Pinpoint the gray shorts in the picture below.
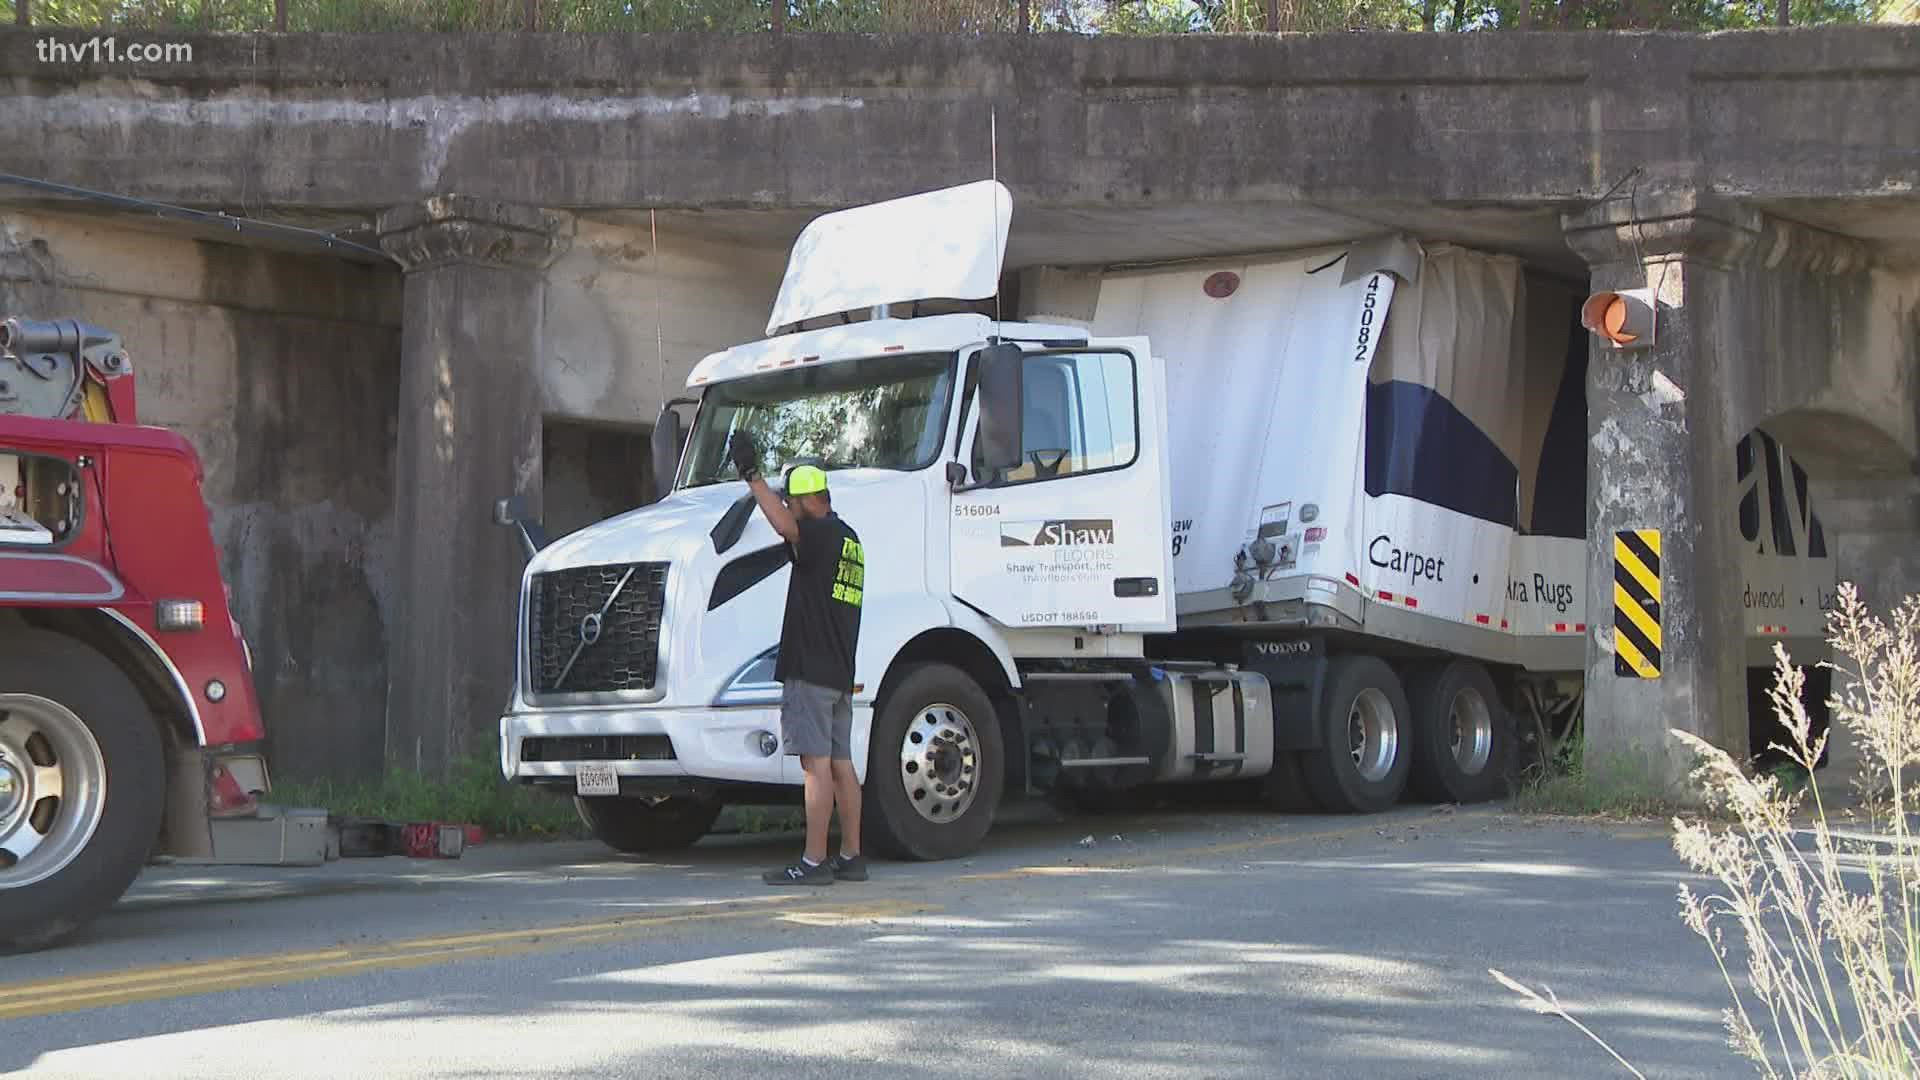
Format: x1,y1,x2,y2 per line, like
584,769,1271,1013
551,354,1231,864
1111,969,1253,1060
780,679,853,760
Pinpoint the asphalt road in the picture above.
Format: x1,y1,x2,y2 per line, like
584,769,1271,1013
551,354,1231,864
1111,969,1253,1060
1,802,1735,1079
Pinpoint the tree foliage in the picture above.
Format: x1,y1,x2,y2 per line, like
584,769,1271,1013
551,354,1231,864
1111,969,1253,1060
15,0,1906,30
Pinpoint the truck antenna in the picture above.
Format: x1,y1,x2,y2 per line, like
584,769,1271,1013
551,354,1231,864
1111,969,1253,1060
651,209,666,408
991,108,1002,337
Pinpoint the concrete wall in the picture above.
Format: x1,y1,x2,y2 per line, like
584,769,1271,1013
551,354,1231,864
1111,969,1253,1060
0,203,783,780
543,215,788,426
0,29,1913,236
1709,222,1920,473
1826,476,1920,611
541,420,651,539
0,209,402,782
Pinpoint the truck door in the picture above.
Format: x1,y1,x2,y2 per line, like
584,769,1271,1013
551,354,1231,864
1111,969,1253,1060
949,337,1176,633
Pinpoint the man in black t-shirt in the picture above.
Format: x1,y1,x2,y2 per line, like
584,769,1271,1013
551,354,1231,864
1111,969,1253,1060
729,434,867,887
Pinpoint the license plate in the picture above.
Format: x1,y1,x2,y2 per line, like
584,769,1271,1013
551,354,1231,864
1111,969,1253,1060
575,763,619,797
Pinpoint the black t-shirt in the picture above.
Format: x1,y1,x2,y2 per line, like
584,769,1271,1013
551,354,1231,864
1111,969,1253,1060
775,513,864,692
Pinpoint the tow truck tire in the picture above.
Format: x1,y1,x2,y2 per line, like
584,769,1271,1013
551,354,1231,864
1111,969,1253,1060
863,663,1005,862
574,795,723,854
1404,660,1513,804
0,631,165,955
1300,655,1412,814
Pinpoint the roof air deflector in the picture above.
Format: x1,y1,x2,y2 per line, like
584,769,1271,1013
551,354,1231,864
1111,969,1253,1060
765,181,1013,336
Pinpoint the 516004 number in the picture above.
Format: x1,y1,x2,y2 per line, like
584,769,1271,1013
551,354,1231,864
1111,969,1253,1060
954,504,1001,518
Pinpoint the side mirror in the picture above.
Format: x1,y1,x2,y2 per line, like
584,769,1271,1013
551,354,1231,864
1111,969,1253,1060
974,343,1025,475
493,494,549,561
650,401,692,500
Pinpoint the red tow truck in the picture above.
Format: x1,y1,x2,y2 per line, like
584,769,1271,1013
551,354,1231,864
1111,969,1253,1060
0,316,465,955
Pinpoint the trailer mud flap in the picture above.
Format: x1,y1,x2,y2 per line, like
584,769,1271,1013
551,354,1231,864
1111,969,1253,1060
1241,637,1327,752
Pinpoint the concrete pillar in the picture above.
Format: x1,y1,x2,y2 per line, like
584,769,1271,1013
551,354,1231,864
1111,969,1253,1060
1562,194,1755,786
376,196,573,778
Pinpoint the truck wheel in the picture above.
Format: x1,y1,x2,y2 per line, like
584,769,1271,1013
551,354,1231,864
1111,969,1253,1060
1404,660,1513,804
863,663,1005,861
1300,655,1412,814
575,795,722,853
0,631,164,954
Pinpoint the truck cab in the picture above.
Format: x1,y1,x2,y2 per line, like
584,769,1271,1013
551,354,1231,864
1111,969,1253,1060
501,182,1184,859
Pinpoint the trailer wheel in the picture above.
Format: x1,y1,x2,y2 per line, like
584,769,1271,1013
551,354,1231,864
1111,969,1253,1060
1404,660,1513,804
0,631,164,954
575,795,723,854
863,663,1005,861
1300,655,1412,814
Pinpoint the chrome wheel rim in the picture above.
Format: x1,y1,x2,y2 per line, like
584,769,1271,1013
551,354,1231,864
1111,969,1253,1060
0,694,108,890
1348,687,1399,784
1449,688,1494,776
899,703,979,824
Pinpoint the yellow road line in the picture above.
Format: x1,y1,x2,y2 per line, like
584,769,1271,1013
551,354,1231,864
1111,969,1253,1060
0,894,783,1004
2,812,1474,1019
0,897,929,1021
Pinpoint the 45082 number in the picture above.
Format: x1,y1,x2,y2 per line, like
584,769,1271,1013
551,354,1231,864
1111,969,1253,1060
1354,274,1381,363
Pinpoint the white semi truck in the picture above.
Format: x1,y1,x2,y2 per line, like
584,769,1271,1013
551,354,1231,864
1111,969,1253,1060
497,181,1836,861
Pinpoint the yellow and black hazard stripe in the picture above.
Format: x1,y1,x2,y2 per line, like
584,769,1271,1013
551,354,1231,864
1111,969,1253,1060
1613,529,1662,678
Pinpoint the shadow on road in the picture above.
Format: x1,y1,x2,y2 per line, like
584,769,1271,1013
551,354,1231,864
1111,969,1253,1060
1,810,1737,1079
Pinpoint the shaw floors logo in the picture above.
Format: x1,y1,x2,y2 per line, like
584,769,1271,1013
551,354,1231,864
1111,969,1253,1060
1000,519,1117,547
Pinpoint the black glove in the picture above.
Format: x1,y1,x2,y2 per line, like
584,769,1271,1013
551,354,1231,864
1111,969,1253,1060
727,430,761,479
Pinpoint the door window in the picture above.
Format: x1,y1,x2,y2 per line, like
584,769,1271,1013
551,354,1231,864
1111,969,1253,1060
973,351,1138,486
0,453,81,547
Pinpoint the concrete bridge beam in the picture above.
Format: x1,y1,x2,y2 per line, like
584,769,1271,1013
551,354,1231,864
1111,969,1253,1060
376,195,572,777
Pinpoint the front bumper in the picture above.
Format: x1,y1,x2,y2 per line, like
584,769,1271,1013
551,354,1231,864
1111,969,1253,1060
500,705,798,787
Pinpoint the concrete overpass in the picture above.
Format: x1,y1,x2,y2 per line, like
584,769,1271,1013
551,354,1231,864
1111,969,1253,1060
0,26,1915,783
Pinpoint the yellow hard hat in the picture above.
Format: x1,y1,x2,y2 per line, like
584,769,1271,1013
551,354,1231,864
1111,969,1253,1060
787,465,829,496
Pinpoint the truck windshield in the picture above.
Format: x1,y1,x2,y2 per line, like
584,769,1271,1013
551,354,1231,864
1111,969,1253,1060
679,351,956,489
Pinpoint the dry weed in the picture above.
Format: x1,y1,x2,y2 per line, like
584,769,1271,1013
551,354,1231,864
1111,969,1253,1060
1497,584,1920,1077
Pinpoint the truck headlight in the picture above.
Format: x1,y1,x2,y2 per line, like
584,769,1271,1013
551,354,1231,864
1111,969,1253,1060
714,647,781,706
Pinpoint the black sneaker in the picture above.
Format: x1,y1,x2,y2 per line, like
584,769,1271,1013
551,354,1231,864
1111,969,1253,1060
830,854,869,882
763,859,834,886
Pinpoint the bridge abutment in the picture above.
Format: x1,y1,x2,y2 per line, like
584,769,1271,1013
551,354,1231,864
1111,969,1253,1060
376,195,573,777
1565,196,1753,784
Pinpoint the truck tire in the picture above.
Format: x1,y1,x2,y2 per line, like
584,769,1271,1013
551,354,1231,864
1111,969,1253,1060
1404,660,1513,804
1299,655,1412,814
0,631,165,954
575,795,722,854
863,663,1005,861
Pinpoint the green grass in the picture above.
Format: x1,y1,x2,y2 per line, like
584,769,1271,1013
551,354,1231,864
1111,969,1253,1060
722,805,805,835
1509,749,1716,822
272,755,588,840
273,756,809,842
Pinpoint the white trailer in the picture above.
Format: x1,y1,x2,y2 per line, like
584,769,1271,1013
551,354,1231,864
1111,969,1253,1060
497,181,1837,860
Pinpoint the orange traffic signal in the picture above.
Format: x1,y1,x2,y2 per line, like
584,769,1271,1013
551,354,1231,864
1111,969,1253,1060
1581,289,1656,350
